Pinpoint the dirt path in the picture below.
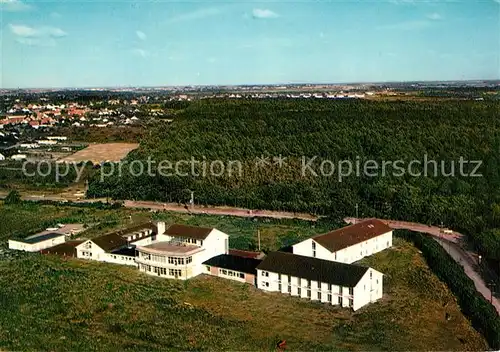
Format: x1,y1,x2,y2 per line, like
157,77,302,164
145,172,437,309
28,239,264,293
345,217,500,315
123,200,318,221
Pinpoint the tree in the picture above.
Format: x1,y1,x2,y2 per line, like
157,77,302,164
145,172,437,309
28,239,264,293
4,190,21,205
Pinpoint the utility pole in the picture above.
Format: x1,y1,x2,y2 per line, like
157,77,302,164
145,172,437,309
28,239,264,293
355,203,359,224
257,229,261,251
487,281,496,303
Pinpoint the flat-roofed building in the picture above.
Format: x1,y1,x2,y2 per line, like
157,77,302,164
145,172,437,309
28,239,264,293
136,224,229,280
8,233,66,252
203,254,262,285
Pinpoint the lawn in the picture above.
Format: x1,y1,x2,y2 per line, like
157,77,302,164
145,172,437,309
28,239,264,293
0,203,488,351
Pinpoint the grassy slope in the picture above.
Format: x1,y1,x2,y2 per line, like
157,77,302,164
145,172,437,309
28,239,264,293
0,204,488,351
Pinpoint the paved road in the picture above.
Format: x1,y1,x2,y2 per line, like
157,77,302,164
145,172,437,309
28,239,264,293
345,217,500,315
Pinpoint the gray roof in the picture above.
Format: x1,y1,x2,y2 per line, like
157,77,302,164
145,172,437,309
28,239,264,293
256,251,369,287
17,232,65,244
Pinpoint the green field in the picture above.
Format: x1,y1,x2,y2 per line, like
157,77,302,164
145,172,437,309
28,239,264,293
0,203,488,351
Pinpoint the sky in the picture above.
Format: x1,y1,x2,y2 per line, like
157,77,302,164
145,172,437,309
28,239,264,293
0,0,499,88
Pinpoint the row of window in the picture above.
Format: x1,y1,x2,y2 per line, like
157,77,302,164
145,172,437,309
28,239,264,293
219,269,245,279
139,253,193,265
271,283,354,306
276,274,354,294
81,251,92,257
110,255,134,261
140,264,183,277
179,238,203,246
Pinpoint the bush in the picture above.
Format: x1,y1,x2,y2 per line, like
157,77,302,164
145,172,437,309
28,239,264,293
396,230,500,349
4,190,21,205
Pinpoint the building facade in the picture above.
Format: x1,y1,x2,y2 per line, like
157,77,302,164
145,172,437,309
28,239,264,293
136,224,229,280
256,251,383,311
292,219,393,264
203,254,262,285
8,233,66,252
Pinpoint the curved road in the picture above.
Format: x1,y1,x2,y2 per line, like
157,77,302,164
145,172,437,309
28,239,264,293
345,217,500,315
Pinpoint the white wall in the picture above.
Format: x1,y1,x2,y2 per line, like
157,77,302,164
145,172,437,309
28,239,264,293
76,240,106,260
102,253,137,266
256,268,383,311
195,229,229,275
292,231,393,264
8,235,66,252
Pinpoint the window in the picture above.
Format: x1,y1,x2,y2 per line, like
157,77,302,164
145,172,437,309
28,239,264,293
186,256,192,264
307,280,311,288
312,241,316,257
288,285,291,293
206,266,210,272
307,290,311,298
287,275,291,283
239,273,244,279
278,283,282,291
278,273,281,281
298,288,301,295
339,296,343,305
334,252,337,260
370,271,372,279
317,281,321,289
200,240,203,246
262,271,269,277
169,269,182,277
262,282,269,287
317,292,322,300
327,294,332,302
328,283,332,292
348,299,353,307
349,287,353,295
364,285,366,291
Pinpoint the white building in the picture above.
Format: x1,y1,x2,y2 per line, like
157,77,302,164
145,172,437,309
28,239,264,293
74,222,161,266
8,233,66,252
75,232,137,266
135,224,229,280
256,251,383,311
0,153,5,161
36,140,58,145
47,136,68,141
292,219,393,264
10,154,27,161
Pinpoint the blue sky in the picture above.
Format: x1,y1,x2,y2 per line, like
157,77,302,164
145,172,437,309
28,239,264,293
1,0,499,88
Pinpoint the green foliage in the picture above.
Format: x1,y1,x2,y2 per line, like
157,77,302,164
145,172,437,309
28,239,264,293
4,190,21,204
397,230,500,349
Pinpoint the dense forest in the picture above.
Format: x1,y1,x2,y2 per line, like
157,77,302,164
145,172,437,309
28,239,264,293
87,99,500,266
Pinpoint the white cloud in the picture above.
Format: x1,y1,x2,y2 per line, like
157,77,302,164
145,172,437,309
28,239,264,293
426,13,442,20
0,0,32,12
9,24,38,37
9,24,67,38
167,8,221,23
9,24,67,46
252,9,279,19
132,49,149,58
136,30,147,41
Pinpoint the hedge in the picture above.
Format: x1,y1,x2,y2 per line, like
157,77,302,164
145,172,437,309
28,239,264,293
397,230,500,349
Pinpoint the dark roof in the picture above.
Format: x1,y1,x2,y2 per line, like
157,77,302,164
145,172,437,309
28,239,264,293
313,219,392,253
166,224,213,240
91,233,128,252
203,254,262,275
111,246,136,257
18,232,65,244
257,251,369,287
40,240,84,256
109,222,157,237
228,249,264,259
